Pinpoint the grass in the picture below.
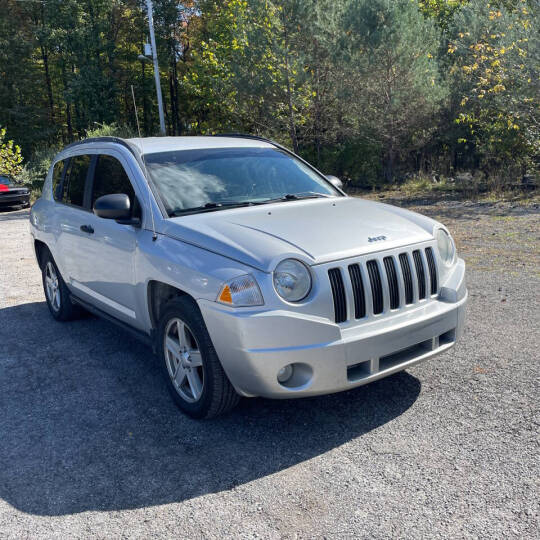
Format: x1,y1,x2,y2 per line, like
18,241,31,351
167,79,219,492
354,172,539,206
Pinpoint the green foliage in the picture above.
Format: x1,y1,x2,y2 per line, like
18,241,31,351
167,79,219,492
0,0,537,187
0,128,23,177
343,0,448,181
418,0,469,30
16,145,60,195
447,0,539,173
85,122,137,139
17,122,134,196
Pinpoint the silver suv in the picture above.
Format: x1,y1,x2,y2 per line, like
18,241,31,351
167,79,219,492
30,136,467,418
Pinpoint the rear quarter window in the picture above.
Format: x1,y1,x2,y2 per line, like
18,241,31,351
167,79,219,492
52,160,66,201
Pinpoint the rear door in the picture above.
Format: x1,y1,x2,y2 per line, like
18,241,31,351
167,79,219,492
52,154,94,283
69,152,143,327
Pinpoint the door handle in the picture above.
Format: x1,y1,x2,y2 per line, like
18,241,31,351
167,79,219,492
80,224,94,234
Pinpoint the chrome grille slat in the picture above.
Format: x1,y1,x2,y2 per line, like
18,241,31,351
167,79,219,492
327,243,438,324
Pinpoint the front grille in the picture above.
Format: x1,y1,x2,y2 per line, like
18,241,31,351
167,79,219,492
348,264,366,319
366,260,384,314
328,244,438,323
425,247,438,295
412,250,426,300
328,268,347,323
399,253,414,305
383,257,400,309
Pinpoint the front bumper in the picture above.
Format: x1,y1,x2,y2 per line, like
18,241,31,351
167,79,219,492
200,259,467,398
0,193,30,205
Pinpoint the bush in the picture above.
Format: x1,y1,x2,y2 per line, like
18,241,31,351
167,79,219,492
15,145,60,198
16,122,137,198
84,122,136,139
0,128,23,177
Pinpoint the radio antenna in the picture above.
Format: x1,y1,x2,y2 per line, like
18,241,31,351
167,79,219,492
131,84,157,241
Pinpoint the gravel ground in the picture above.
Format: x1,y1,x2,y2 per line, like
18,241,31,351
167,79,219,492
0,201,539,539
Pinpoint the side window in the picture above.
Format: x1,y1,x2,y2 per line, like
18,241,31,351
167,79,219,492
52,160,66,201
63,154,91,208
92,155,137,215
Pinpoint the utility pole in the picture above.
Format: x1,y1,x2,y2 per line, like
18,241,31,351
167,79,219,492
146,0,166,135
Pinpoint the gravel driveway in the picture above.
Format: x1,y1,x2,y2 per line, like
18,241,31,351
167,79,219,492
0,202,538,538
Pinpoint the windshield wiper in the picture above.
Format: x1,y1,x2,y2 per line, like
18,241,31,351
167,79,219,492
171,193,333,216
258,192,334,204
171,201,256,216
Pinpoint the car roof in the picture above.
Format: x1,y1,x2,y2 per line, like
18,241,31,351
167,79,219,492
126,136,274,155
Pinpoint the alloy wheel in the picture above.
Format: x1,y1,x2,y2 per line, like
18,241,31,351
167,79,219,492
45,262,61,312
164,317,204,403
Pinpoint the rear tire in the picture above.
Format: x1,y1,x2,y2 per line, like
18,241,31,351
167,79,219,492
157,296,240,419
41,250,82,321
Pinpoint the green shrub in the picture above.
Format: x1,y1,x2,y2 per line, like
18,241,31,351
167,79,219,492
16,122,136,198
84,122,136,139
0,128,23,177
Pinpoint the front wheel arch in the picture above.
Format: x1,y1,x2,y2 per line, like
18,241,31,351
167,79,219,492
147,280,194,333
34,239,49,269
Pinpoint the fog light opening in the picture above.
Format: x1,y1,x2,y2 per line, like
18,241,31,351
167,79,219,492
277,364,294,383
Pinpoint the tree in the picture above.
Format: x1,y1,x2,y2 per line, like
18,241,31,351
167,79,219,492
0,128,23,177
0,0,537,187
342,0,448,182
447,0,539,173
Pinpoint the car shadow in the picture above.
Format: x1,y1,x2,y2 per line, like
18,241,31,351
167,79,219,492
0,301,421,516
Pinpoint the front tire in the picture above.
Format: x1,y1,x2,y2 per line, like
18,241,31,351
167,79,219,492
157,296,240,419
41,251,81,321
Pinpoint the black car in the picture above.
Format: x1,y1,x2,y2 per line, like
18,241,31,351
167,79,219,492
0,175,30,208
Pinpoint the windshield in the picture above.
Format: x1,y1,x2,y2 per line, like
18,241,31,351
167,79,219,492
143,147,340,216
0,176,12,185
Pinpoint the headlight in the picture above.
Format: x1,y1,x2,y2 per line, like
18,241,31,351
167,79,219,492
217,275,264,306
273,259,312,302
436,229,456,266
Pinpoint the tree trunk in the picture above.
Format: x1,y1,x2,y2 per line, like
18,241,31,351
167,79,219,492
72,64,82,138
36,3,55,126
40,44,55,125
169,66,179,136
169,40,180,136
283,39,299,154
384,143,395,183
61,63,73,141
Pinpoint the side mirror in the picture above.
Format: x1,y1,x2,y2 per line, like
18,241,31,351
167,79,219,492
326,175,344,191
93,193,132,222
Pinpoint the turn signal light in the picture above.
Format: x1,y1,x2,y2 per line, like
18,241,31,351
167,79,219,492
218,285,233,304
216,275,264,307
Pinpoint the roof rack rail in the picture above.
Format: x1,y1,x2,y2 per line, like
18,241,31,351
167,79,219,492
213,133,274,144
213,132,297,155
63,136,139,155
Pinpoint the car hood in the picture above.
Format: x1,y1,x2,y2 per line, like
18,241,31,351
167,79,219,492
162,197,436,271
